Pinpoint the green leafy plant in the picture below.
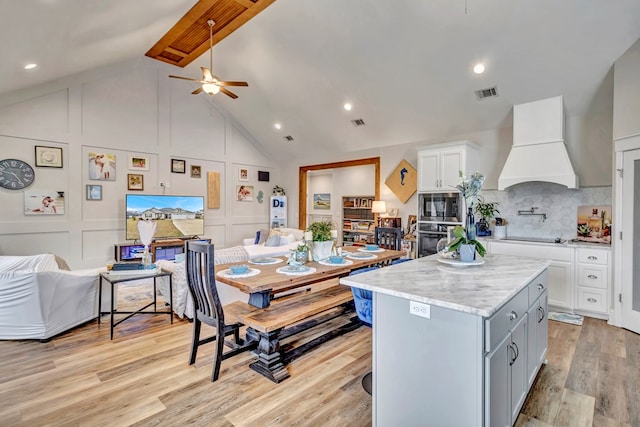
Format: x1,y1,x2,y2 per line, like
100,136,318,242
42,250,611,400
474,196,500,222
448,225,487,257
296,243,309,252
307,221,333,241
577,224,592,237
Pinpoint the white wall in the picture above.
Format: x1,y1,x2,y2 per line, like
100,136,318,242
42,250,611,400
0,58,279,268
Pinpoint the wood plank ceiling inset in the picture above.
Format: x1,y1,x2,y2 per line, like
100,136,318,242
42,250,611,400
145,0,276,68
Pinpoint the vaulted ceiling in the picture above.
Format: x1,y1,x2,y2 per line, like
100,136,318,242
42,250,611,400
2,0,640,162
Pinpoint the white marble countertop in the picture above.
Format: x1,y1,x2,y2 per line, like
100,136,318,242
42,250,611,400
339,254,550,318
480,236,611,249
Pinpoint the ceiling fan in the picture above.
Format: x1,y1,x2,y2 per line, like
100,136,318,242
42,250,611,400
169,19,248,99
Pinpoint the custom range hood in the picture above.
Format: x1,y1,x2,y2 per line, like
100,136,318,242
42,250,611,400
498,95,579,190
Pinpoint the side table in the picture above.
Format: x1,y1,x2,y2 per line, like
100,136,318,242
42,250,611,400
98,269,173,339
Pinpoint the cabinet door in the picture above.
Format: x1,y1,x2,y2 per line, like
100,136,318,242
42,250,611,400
440,149,463,189
536,292,548,367
418,151,440,191
486,333,511,427
547,261,572,311
510,314,528,425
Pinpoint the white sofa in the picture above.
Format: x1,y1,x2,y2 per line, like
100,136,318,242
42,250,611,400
156,228,305,319
0,254,108,341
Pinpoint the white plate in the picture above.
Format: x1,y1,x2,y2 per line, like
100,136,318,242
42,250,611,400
249,257,283,265
346,252,378,260
318,258,354,266
357,247,386,253
436,258,485,268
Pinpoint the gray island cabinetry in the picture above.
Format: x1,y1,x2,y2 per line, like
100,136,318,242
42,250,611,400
340,254,550,427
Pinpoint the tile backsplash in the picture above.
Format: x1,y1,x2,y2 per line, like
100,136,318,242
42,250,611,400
480,182,612,240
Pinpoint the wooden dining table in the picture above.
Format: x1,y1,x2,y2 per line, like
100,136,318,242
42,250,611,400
215,248,405,308
214,247,405,382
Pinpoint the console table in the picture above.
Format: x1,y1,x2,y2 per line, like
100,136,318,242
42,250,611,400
98,269,173,339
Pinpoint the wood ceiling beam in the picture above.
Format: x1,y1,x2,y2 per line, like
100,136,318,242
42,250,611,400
145,0,276,68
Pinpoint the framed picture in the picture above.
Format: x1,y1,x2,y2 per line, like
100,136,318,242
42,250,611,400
258,170,270,182
35,146,63,168
129,155,149,171
239,167,249,181
236,185,254,201
171,159,185,174
86,184,102,201
127,174,144,191
407,214,417,236
313,193,331,209
191,165,202,178
88,152,116,181
24,191,65,215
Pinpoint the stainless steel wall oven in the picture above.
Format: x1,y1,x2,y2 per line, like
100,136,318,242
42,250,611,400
417,192,463,258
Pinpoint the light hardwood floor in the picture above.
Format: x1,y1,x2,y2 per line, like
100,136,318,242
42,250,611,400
0,312,637,426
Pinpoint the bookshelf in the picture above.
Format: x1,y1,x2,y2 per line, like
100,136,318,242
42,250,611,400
342,195,375,246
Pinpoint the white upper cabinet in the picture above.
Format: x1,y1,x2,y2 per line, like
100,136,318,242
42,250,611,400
417,141,480,192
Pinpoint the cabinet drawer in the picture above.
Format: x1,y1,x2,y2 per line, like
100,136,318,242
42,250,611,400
485,287,529,352
577,264,608,289
577,248,609,265
576,287,607,314
528,270,549,304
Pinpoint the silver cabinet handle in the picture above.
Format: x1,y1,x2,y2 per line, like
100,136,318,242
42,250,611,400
537,283,544,291
587,255,598,260
587,297,597,303
587,274,598,279
509,310,518,320
538,305,546,323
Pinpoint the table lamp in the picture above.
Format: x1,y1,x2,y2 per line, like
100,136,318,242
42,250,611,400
371,200,387,227
137,220,157,266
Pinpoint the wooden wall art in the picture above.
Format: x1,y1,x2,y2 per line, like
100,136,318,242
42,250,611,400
385,159,417,204
207,171,221,209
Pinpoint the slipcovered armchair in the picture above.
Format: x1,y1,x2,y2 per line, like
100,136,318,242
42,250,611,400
0,254,107,341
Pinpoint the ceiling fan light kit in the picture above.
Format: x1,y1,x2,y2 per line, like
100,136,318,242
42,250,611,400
169,19,248,99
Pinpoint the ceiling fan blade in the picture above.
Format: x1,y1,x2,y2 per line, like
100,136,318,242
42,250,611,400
219,87,239,99
218,81,249,87
201,67,214,81
169,75,202,82
192,86,204,95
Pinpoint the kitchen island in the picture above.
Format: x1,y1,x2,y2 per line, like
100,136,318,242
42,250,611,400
340,254,550,427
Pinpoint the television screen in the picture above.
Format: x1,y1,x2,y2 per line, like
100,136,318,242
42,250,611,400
126,194,205,240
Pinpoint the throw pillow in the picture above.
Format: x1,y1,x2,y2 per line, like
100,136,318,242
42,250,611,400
257,228,270,245
279,233,295,246
53,255,71,271
265,229,281,247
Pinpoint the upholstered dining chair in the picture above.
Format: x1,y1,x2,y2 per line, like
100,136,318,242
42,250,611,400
374,227,403,251
349,266,379,394
185,241,256,382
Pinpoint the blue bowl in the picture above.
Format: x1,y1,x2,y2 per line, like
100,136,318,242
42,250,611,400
230,264,249,274
365,244,379,251
329,255,344,264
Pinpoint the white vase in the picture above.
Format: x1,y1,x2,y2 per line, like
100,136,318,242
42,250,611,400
494,225,507,240
311,240,334,261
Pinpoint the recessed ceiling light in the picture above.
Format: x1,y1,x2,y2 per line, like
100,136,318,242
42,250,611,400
473,63,485,74
343,103,352,111
24,63,37,70
274,123,282,130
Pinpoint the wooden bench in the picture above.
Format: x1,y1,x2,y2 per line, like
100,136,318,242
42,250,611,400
226,279,360,383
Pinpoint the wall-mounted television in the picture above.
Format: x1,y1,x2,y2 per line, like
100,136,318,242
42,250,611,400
126,194,205,240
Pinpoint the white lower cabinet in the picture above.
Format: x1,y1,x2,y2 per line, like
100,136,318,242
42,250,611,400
575,247,610,317
488,242,573,311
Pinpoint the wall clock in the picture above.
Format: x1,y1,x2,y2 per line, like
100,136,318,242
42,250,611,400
0,159,35,190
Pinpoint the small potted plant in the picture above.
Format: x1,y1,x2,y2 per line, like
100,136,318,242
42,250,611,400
307,220,335,261
474,196,500,236
448,225,487,262
293,243,309,263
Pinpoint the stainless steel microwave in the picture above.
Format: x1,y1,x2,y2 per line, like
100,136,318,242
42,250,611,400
418,192,462,223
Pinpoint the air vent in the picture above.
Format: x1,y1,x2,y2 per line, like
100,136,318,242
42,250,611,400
351,118,366,127
283,135,294,141
475,86,499,100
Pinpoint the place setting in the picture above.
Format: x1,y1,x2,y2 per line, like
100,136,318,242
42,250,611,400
248,257,283,265
217,264,261,279
357,244,386,253
318,254,354,267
